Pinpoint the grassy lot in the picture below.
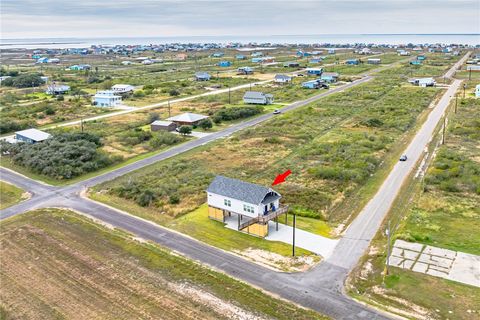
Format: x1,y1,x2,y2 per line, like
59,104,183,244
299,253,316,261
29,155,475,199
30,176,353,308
0,208,328,319
0,181,27,209
92,64,445,237
347,96,480,320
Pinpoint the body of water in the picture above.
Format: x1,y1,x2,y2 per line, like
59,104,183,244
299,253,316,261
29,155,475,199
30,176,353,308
1,34,479,49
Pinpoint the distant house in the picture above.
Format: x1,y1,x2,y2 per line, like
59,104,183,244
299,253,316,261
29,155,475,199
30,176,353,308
69,64,91,71
398,50,411,56
48,58,60,64
46,85,70,95
195,71,211,81
243,91,274,105
93,90,122,107
283,61,300,68
327,49,336,54
320,72,339,83
251,52,264,57
15,129,51,144
475,84,480,98
252,57,275,64
218,61,232,67
466,66,480,72
305,67,323,75
235,54,246,60
176,53,188,60
121,61,132,65
274,74,292,84
309,58,322,64
410,60,422,65
150,120,177,132
142,59,154,65
345,59,360,65
367,58,381,65
302,79,326,89
211,52,224,58
237,66,254,75
359,48,371,55
166,112,209,126
417,55,426,61
36,57,49,63
111,84,134,95
206,175,287,237
409,78,436,87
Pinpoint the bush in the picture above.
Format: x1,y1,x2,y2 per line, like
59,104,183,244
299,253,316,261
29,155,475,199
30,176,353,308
2,73,44,88
148,112,160,123
198,118,213,130
2,132,118,180
169,194,180,204
149,131,181,149
178,125,192,135
213,106,264,123
169,89,180,96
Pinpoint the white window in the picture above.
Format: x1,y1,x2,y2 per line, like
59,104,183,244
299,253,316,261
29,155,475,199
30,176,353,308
243,204,254,213
224,199,231,207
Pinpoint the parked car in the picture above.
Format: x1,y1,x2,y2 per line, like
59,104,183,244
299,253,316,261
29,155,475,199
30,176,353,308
399,155,408,161
273,109,281,115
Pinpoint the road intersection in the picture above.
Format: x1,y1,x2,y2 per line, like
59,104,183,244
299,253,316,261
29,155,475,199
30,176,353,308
0,53,469,319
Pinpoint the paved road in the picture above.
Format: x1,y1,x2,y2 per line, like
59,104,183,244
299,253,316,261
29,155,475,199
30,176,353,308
0,53,469,319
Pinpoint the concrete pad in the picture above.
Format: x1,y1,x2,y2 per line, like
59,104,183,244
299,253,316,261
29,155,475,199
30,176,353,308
391,247,404,257
402,259,415,269
447,252,480,287
394,240,424,252
265,221,339,259
424,245,457,260
429,264,451,273
417,254,438,265
412,261,429,273
389,256,406,267
427,268,449,277
403,249,421,260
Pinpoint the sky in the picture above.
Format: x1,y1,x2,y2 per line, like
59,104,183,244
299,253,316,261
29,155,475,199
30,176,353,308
1,0,479,39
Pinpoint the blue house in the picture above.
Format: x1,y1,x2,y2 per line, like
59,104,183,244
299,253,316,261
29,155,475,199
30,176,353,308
251,52,263,57
195,72,211,81
410,60,422,65
320,72,339,83
218,61,232,67
236,54,246,60
251,57,264,63
309,58,322,64
36,57,49,63
302,79,324,89
346,59,360,65
417,55,426,61
211,52,224,58
306,68,323,75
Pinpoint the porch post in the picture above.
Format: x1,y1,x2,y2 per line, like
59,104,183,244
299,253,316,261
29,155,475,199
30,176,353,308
285,212,288,225
276,216,278,231
238,214,240,230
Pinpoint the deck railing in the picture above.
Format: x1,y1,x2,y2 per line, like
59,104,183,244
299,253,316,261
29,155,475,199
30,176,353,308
238,205,289,230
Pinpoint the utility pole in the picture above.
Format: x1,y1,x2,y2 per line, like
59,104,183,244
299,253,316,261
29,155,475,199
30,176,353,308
385,220,391,276
292,213,296,257
455,94,458,113
469,68,472,80
81,118,84,133
442,115,446,145
228,86,231,104
463,83,467,98
168,100,171,117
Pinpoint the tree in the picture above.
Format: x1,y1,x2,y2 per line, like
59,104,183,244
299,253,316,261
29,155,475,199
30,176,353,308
198,118,213,130
169,89,180,96
2,73,43,88
178,125,192,136
148,112,160,123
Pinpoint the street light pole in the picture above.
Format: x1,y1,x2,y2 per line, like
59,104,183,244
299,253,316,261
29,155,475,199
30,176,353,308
455,94,458,113
442,115,446,145
385,220,391,276
463,83,467,98
292,213,296,257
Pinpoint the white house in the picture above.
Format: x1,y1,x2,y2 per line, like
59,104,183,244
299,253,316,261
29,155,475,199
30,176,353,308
274,74,292,84
15,128,51,144
409,77,436,87
93,90,122,107
243,91,274,105
111,84,134,94
206,176,287,237
45,84,70,95
475,84,480,98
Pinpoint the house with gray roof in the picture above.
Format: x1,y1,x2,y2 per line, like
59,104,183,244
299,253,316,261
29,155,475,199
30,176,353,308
15,128,51,144
166,112,209,126
206,175,287,237
243,91,274,105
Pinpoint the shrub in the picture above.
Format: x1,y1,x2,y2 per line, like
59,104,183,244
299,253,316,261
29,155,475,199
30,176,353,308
178,125,192,135
2,73,44,88
198,118,213,130
149,131,181,148
169,89,180,96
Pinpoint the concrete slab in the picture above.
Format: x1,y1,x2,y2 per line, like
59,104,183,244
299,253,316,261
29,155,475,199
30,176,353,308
391,247,404,257
427,268,449,277
412,261,429,273
389,256,406,267
404,249,421,260
447,252,480,287
424,245,457,260
394,240,424,252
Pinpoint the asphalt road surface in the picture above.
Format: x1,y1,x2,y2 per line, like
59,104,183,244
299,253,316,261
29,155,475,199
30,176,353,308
0,52,469,319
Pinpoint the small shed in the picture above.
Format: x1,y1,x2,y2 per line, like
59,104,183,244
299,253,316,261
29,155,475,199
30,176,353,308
475,84,480,98
15,129,51,144
167,112,209,126
345,59,360,65
237,67,254,75
46,85,70,95
111,84,134,95
283,61,300,68
367,58,381,65
236,54,246,60
151,120,177,132
243,91,274,105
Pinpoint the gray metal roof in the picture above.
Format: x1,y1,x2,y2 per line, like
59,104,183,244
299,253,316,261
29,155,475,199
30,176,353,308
166,112,209,123
151,120,174,126
243,91,273,99
207,175,280,205
15,128,51,142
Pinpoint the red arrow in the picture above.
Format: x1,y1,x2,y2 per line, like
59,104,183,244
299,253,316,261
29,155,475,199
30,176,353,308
272,170,292,186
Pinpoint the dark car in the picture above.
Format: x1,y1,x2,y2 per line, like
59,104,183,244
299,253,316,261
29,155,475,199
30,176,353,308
273,109,281,115
399,155,408,161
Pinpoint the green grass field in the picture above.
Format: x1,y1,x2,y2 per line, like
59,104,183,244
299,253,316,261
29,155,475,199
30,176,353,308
0,181,26,209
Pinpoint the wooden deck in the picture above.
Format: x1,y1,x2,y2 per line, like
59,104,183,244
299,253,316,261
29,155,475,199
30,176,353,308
238,205,289,230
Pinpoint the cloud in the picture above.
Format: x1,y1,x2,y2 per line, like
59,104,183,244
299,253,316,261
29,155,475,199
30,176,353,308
1,0,478,39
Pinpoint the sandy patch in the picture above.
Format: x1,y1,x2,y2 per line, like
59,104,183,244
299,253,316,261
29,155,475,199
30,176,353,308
235,248,319,272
